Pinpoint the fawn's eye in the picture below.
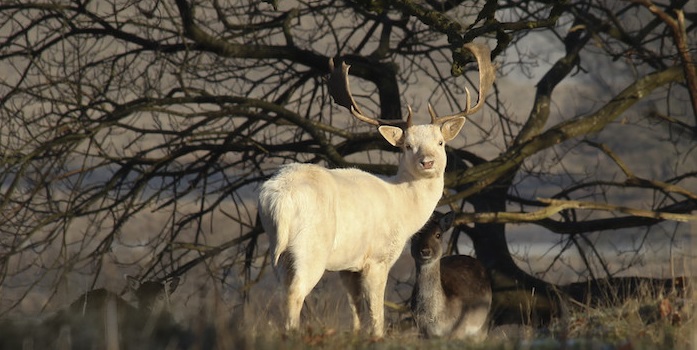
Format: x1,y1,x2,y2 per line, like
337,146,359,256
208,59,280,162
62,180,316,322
436,233,441,239
438,140,443,146
405,144,412,150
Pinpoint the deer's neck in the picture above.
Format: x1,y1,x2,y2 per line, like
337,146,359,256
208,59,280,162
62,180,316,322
414,261,446,324
393,169,444,200
384,171,445,246
416,261,443,294
398,173,444,211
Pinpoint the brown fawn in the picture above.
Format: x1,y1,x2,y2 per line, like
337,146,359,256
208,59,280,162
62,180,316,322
41,275,180,349
411,212,492,340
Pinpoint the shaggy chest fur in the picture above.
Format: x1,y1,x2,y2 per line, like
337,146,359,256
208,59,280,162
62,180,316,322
413,263,455,337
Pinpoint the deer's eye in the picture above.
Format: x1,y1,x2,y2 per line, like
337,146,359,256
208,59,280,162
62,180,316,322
405,143,412,150
438,140,444,146
436,233,441,239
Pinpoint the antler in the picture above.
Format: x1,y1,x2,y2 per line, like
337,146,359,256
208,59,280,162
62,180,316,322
328,58,412,129
429,42,495,125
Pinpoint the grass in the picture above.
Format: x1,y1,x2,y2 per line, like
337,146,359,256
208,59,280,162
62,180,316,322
197,282,694,350
0,281,693,350
553,298,692,348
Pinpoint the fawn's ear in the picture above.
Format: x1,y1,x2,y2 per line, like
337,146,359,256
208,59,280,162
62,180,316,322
378,125,404,147
166,277,181,294
125,275,141,291
438,211,456,232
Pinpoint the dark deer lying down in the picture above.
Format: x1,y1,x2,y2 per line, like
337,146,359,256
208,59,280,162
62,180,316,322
41,275,181,349
411,212,492,340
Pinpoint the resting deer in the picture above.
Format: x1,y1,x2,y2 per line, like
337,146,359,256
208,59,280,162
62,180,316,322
258,43,495,337
411,212,492,340
42,275,180,349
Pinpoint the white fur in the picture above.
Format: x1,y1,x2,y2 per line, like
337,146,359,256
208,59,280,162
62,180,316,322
258,119,465,336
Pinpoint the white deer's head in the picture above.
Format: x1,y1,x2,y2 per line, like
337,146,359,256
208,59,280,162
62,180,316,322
328,43,494,179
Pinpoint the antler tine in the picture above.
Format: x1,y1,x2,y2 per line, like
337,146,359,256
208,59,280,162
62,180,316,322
328,58,410,129
431,43,495,124
428,103,437,123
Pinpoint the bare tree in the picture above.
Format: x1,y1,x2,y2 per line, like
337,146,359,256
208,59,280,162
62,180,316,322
0,0,694,325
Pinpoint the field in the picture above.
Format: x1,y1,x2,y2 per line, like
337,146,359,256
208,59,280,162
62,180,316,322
0,277,693,350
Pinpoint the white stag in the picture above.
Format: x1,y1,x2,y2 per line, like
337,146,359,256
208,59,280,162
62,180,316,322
258,43,494,336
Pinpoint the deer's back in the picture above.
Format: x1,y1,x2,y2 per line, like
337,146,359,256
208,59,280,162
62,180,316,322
412,254,492,339
440,255,491,303
261,163,437,270
68,288,136,318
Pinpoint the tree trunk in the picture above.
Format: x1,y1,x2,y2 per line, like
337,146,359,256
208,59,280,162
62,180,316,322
462,173,562,325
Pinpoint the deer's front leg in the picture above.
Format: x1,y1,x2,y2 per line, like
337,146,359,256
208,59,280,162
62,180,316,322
362,264,388,337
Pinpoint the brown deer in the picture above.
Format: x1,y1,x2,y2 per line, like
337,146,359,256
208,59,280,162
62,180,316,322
41,275,180,349
411,212,492,340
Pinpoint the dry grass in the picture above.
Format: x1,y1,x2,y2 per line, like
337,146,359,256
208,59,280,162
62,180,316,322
0,278,694,350
546,280,694,350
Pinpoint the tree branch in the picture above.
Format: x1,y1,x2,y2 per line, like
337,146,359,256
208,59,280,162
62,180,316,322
514,22,590,145
631,0,697,130
454,198,697,226
584,141,697,201
444,65,685,200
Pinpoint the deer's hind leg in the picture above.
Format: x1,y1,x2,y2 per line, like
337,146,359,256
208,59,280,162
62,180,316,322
280,250,327,332
340,271,363,333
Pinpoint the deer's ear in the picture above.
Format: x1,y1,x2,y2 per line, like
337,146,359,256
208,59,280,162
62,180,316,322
166,277,181,294
438,212,456,232
378,125,404,147
441,117,466,142
125,275,141,291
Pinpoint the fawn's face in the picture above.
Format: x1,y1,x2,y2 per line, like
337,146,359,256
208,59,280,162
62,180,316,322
410,212,455,264
127,276,180,314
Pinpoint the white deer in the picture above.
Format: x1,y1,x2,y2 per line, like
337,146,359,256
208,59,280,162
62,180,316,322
258,43,494,337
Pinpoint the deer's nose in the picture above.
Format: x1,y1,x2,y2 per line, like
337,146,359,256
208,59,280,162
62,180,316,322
421,160,434,169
